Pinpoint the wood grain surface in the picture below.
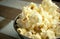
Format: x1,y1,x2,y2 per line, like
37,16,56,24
0,33,17,39
0,5,22,29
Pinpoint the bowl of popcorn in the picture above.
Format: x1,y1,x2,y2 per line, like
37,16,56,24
14,0,60,39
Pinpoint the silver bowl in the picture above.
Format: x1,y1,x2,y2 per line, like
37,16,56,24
14,14,60,39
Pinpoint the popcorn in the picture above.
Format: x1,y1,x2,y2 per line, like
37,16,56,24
16,0,60,39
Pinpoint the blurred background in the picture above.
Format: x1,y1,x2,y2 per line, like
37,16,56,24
0,0,60,39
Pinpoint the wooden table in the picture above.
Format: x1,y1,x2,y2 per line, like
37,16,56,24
0,33,17,39
0,5,21,39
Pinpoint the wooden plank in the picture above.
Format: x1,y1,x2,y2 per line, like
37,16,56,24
0,33,17,39
0,5,22,20
0,5,21,29
0,19,11,29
